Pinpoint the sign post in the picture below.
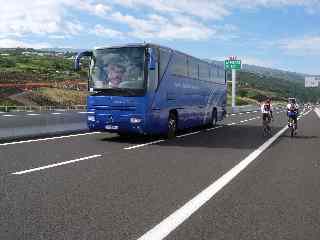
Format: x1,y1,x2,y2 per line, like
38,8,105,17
225,57,241,112
232,69,236,109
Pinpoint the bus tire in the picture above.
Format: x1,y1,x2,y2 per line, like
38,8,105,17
210,108,217,127
167,112,177,139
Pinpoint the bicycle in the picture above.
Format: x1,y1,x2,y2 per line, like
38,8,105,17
288,116,297,137
262,114,272,137
287,111,298,137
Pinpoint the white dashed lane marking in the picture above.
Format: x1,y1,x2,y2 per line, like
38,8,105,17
27,113,40,116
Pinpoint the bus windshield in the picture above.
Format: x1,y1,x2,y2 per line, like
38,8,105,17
90,47,146,93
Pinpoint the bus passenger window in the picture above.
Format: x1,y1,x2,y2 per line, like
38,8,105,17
188,57,198,80
148,48,159,91
172,53,188,77
159,49,171,81
199,62,209,81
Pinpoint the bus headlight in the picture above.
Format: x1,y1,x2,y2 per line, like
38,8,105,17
130,117,142,124
88,116,95,122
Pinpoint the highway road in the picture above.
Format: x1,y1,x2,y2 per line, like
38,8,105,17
0,107,319,239
0,110,88,140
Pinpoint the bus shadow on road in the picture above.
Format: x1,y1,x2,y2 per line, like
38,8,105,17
101,124,285,149
280,135,318,140
100,134,160,144
159,124,284,149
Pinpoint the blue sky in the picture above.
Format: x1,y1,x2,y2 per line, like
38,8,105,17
1,0,320,75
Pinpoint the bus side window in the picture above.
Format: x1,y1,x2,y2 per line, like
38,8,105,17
159,49,171,81
148,48,159,91
210,65,215,82
188,57,198,80
171,53,188,77
199,62,209,81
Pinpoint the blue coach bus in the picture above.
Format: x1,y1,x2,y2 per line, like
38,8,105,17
75,43,227,138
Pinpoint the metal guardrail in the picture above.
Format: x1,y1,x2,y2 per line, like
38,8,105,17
0,105,87,112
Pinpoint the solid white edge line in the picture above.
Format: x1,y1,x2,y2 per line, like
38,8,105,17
0,132,102,147
314,108,320,118
11,154,102,175
137,124,289,240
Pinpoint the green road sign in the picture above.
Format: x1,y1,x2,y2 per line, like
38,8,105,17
224,60,241,70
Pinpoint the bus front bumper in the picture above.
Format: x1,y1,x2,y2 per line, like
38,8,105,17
87,114,146,134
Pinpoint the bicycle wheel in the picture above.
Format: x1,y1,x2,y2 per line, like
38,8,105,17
290,127,294,137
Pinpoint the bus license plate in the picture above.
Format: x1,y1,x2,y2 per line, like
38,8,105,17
105,125,119,130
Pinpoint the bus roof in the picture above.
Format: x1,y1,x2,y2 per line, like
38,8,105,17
94,43,220,66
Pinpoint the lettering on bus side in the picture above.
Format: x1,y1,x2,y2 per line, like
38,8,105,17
174,82,200,90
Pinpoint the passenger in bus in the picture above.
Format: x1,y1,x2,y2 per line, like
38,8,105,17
106,63,126,88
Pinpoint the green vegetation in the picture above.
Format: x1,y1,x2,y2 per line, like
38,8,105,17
0,48,88,83
0,98,21,106
29,88,87,106
233,71,320,103
0,48,319,107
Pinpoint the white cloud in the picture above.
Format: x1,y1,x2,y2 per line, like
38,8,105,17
90,24,125,38
110,12,218,40
241,56,274,67
110,0,320,20
73,1,112,17
279,36,320,55
2,0,319,46
230,0,320,9
65,21,84,35
0,38,52,49
49,35,68,39
0,0,112,37
110,0,230,20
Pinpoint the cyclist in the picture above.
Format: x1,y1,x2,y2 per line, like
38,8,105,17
261,98,273,134
287,98,299,131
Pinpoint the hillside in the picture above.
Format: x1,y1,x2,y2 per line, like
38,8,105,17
0,48,88,107
209,59,320,104
236,71,320,103
0,48,319,107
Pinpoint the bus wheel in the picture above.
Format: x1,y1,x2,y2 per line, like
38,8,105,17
211,109,217,127
167,112,177,139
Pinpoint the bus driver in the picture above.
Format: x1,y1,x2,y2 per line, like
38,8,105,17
106,63,126,88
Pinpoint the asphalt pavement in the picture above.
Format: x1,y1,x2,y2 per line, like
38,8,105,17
0,107,318,240
0,111,88,141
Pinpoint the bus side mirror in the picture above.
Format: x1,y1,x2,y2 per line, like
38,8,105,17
74,51,92,71
147,48,156,70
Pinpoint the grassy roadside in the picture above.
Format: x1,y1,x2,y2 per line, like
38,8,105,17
29,88,88,106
